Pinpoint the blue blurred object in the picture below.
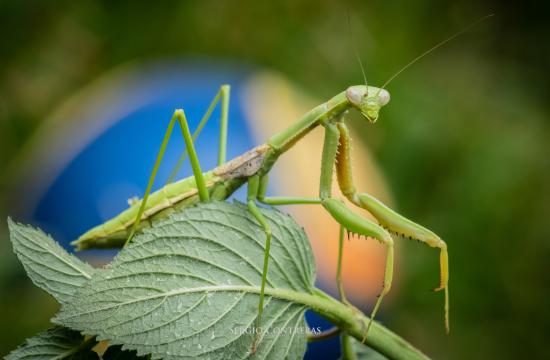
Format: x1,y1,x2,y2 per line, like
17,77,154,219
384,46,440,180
14,60,341,359
30,62,253,249
305,311,342,359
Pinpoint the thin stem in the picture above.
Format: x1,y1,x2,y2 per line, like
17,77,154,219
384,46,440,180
307,326,341,343
265,287,429,360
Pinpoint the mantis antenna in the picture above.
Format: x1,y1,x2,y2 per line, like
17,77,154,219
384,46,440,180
381,13,495,89
347,10,368,92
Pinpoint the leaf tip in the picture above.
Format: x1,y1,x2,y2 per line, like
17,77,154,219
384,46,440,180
7,216,16,229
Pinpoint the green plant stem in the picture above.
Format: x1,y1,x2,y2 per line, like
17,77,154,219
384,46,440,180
53,283,427,359
211,285,430,360
307,326,341,343
293,288,429,360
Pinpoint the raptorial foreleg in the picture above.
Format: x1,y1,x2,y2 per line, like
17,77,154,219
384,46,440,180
335,122,449,333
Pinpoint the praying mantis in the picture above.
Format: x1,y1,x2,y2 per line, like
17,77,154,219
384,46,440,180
72,81,449,342
67,12,503,348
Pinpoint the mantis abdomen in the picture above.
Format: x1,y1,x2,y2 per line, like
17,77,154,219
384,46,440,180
72,144,271,250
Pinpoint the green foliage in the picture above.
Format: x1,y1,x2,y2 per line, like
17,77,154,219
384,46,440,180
7,201,429,360
5,327,97,360
55,201,315,359
5,327,146,360
7,218,96,304
1,3,549,358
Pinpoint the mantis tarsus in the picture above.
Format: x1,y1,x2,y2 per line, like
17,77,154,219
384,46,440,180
72,82,449,345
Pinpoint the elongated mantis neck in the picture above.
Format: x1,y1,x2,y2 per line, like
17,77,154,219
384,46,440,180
267,90,351,154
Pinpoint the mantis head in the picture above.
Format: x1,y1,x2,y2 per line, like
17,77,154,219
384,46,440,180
346,85,390,123
344,15,492,124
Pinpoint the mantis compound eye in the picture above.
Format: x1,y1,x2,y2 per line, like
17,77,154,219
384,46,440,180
346,85,367,107
378,89,390,106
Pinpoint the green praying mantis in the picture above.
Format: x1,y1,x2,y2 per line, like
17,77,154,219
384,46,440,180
72,81,448,339
68,14,499,347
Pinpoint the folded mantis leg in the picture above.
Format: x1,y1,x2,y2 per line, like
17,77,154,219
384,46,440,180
335,121,449,334
166,85,231,183
125,109,209,246
318,122,395,341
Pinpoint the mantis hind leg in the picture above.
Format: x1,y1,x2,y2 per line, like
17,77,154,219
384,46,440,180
335,122,449,333
218,84,230,165
166,84,231,183
125,109,209,246
175,109,209,201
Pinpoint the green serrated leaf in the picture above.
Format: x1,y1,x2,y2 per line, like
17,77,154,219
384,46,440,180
55,201,316,359
7,218,96,304
5,326,98,360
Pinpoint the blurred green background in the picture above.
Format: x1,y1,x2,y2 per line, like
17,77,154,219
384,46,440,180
0,0,548,359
